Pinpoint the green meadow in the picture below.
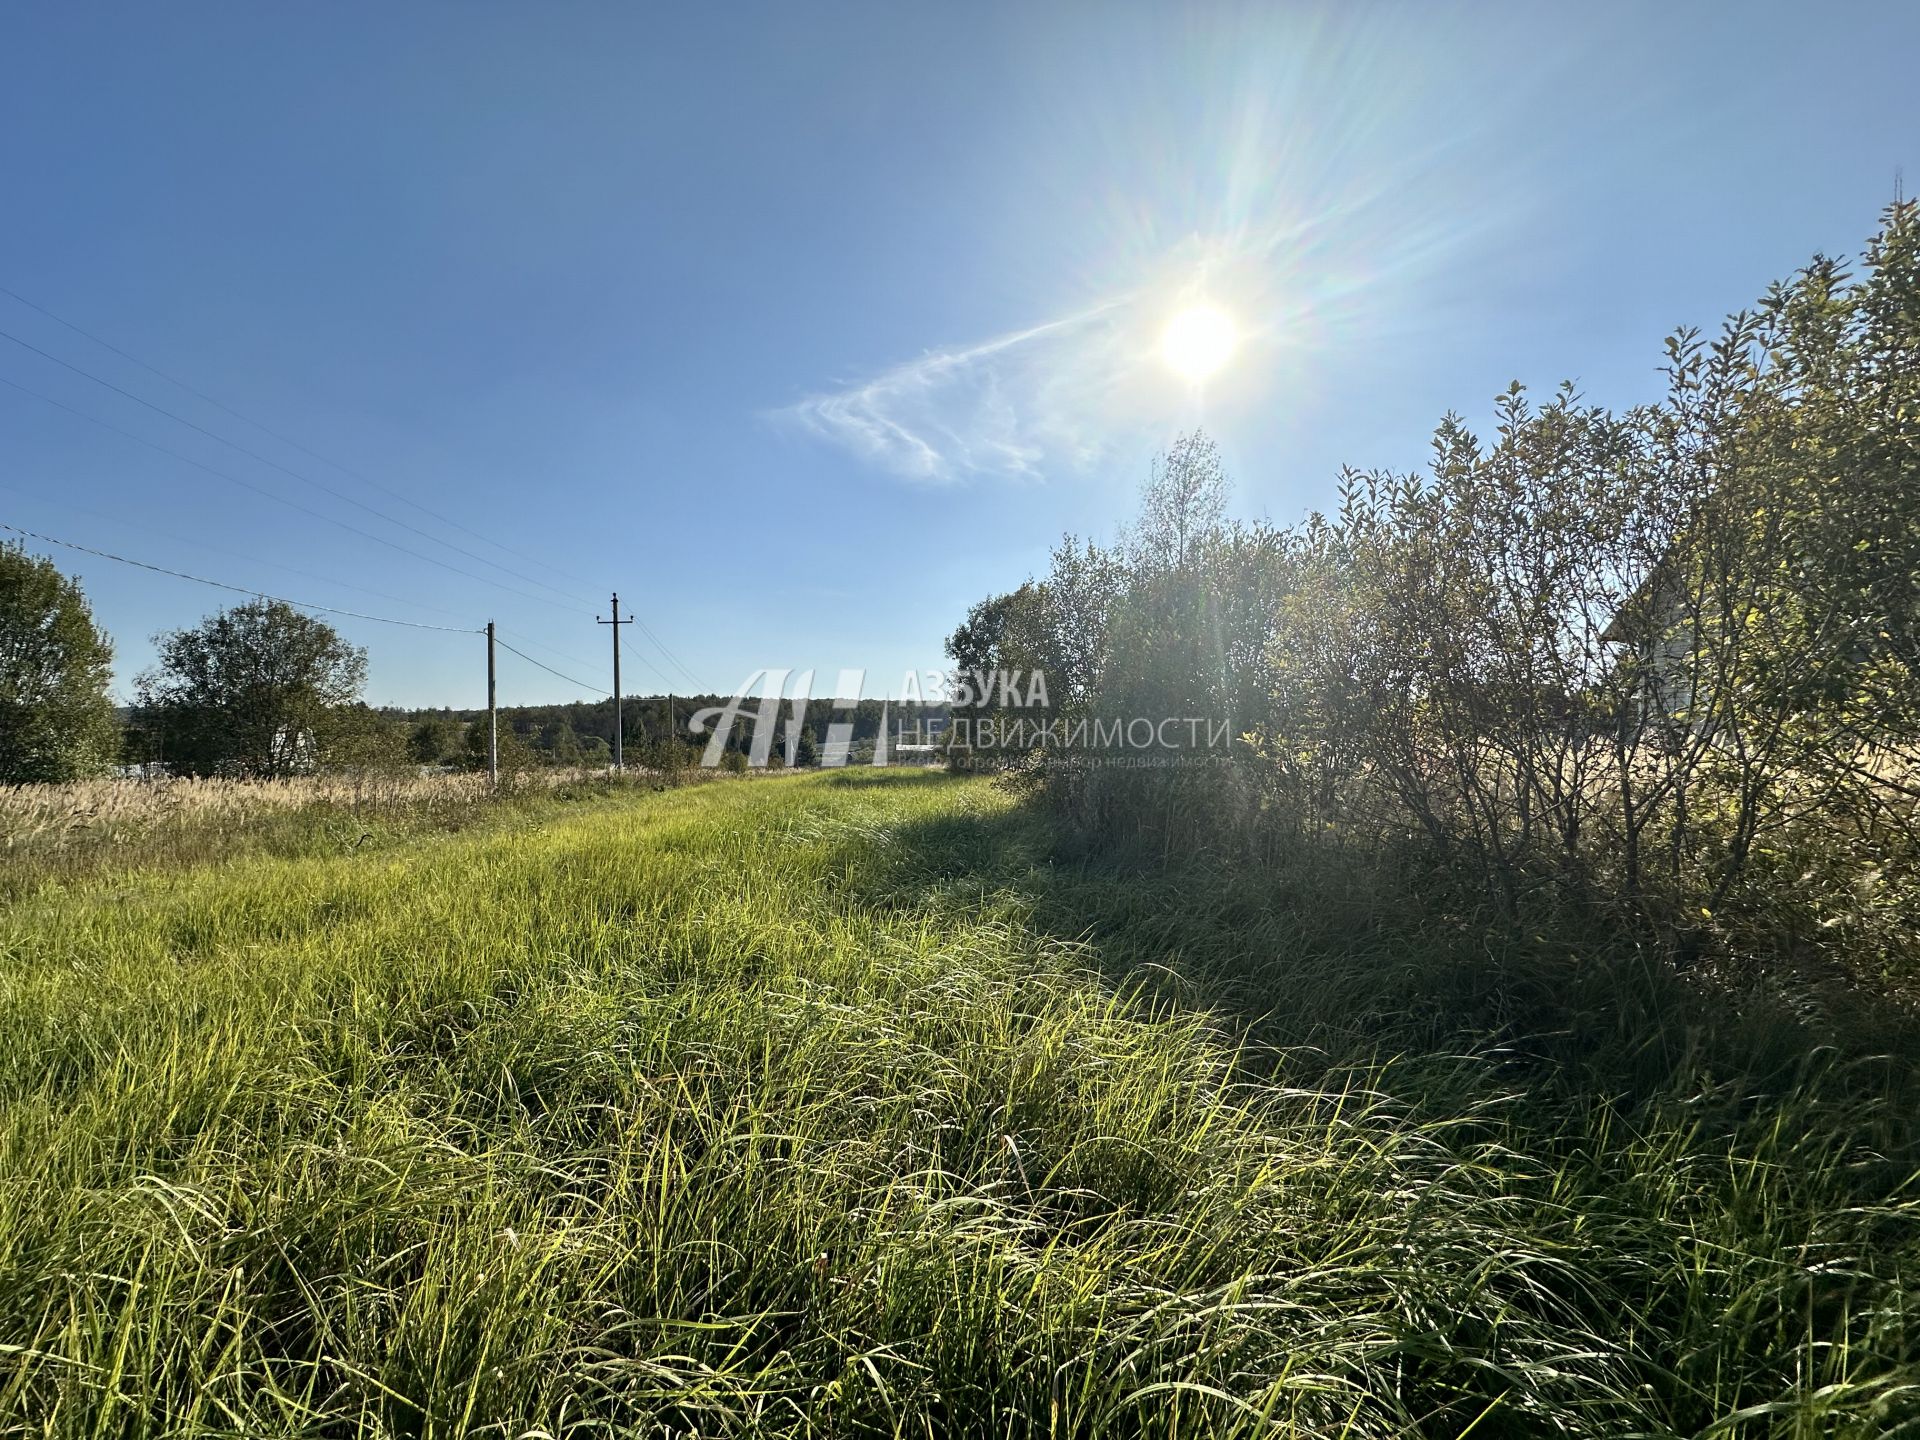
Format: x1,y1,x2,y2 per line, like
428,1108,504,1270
1,770,1914,1437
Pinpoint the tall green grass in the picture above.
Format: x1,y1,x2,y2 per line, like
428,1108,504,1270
0,770,1913,1436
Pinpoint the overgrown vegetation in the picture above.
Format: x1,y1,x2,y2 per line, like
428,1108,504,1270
0,767,717,902
5,199,1915,1440
951,202,1920,993
0,770,1913,1437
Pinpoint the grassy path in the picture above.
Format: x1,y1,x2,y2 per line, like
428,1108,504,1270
0,771,1913,1436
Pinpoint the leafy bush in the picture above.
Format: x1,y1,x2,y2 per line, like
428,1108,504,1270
951,202,1920,988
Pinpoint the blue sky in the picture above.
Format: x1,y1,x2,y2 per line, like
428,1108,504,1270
3,1,1914,708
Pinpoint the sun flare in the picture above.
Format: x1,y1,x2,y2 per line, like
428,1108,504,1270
1159,304,1238,382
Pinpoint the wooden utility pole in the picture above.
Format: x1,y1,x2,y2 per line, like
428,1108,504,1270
598,592,633,770
485,620,498,787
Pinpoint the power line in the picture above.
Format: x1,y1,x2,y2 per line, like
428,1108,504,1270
0,319,591,609
0,522,482,633
492,636,604,694
0,478,476,625
631,613,701,686
0,282,594,598
495,624,647,683
0,293,710,681
0,372,579,612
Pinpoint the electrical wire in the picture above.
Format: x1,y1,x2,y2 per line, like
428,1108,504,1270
0,320,591,609
5,522,637,708
631,613,701,686
0,295,708,679
5,520,661,708
0,478,476,625
492,636,604,694
495,625,640,683
0,522,482,633
0,373,578,612
0,282,593,598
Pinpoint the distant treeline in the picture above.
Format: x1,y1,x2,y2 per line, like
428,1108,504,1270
376,695,948,771
3,538,949,781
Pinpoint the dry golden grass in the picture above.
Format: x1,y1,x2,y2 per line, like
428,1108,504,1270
5,771,471,842
0,768,622,844
0,768,634,898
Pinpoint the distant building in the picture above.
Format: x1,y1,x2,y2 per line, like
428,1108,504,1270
267,725,321,775
1602,562,1708,738
886,714,946,765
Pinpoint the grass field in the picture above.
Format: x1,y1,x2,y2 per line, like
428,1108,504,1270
0,769,682,902
1,770,1915,1437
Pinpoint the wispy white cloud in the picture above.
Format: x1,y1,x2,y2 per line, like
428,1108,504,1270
776,300,1134,486
772,198,1482,486
772,32,1516,489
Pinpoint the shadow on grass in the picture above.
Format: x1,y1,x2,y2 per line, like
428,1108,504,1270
813,769,1920,1166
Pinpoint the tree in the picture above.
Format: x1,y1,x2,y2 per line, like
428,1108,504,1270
0,543,119,782
1134,430,1228,569
137,600,368,777
540,718,584,765
464,718,538,773
327,703,408,771
408,714,464,766
944,588,1025,771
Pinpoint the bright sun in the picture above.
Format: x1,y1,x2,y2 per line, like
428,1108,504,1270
1160,304,1238,382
